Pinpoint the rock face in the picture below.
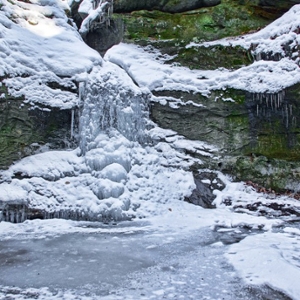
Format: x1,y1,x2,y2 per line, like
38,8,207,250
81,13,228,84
152,85,300,161
151,84,300,191
114,0,221,13
0,86,77,169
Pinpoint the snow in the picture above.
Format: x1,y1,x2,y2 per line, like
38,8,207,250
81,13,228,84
79,0,111,35
226,230,300,299
189,4,300,60
106,43,300,95
1,1,300,299
0,0,102,108
105,6,300,95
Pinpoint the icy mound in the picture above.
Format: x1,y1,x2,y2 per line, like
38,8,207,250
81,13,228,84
0,129,197,222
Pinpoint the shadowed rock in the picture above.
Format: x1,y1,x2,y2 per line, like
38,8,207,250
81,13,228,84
185,172,225,208
113,0,221,13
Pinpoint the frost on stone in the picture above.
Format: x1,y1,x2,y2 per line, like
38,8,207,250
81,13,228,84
79,0,114,37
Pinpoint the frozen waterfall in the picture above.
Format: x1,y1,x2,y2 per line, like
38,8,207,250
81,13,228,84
0,63,195,223
78,67,150,155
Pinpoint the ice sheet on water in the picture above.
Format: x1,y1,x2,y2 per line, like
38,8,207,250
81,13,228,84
226,229,300,300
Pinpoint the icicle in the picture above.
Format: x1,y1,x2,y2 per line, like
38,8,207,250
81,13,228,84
9,210,15,223
271,95,273,111
79,81,85,104
70,109,75,138
285,105,289,128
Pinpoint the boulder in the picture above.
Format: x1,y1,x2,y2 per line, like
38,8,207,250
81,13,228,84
185,172,225,208
85,17,124,56
251,0,300,19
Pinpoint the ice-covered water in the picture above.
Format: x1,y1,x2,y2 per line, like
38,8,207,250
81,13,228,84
0,220,292,300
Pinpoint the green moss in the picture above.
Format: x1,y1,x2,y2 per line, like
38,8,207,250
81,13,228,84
121,1,270,44
232,155,300,192
167,45,253,70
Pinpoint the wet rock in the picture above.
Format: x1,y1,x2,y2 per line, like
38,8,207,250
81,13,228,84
185,172,225,208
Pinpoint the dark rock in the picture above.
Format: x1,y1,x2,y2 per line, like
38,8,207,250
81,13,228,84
258,0,300,7
69,1,124,55
113,0,221,13
85,17,124,56
250,0,300,19
185,172,225,208
69,0,83,29
0,93,78,169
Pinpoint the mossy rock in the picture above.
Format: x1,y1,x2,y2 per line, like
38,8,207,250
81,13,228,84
151,83,300,162
118,1,270,69
120,1,270,42
228,155,300,192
